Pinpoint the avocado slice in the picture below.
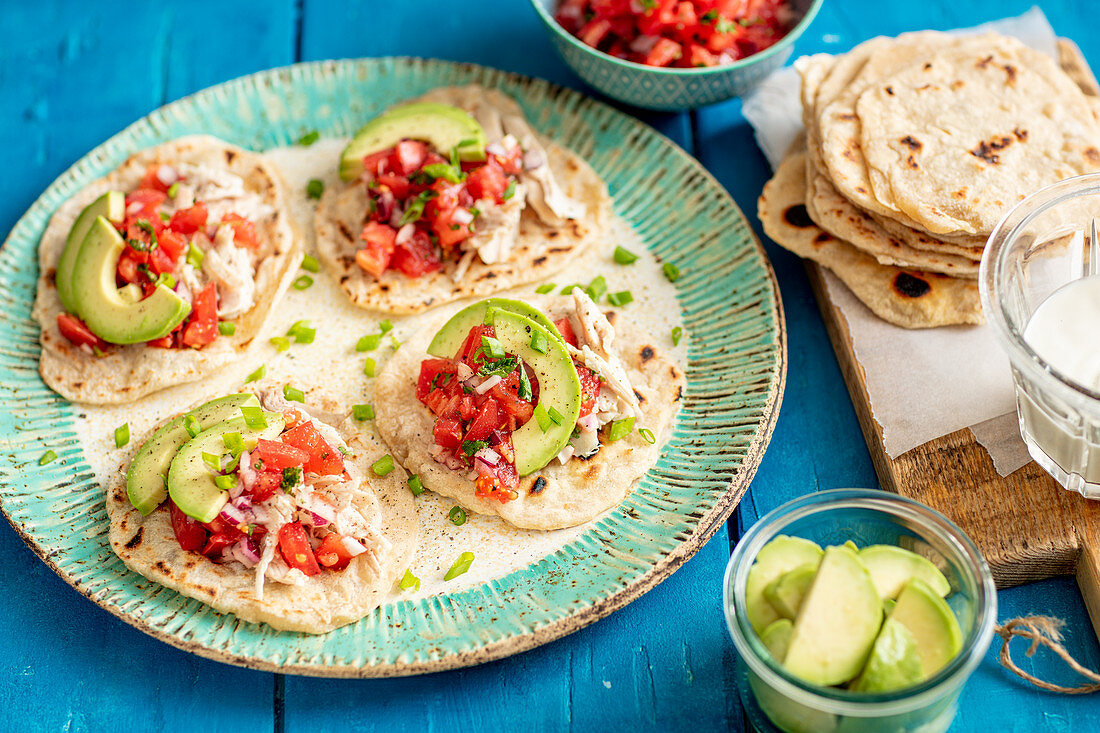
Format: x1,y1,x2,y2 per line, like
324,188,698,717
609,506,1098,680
69,217,191,344
859,544,951,600
764,561,820,621
57,191,125,313
760,618,794,662
168,412,285,523
746,535,824,634
427,298,563,359
125,394,261,515
339,102,487,181
850,617,924,693
888,578,963,679
490,310,580,475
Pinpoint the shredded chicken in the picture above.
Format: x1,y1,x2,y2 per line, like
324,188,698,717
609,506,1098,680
500,114,584,225
462,186,525,267
565,291,642,419
201,225,256,319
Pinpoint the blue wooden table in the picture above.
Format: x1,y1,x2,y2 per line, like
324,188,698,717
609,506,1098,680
2,1,1099,730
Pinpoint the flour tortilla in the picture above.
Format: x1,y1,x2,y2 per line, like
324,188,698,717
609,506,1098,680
759,152,982,329
33,136,299,404
374,297,684,530
107,393,417,634
315,88,611,314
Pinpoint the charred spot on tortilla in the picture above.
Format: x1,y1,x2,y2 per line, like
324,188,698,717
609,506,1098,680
813,232,832,245
605,311,617,324
674,385,683,402
970,136,1013,165
1013,127,1029,141
783,204,814,229
124,527,144,549
532,256,547,266
530,476,548,495
900,136,922,151
640,345,655,362
633,388,645,404
906,155,919,170
884,86,895,96
838,113,857,121
338,222,355,242
153,560,170,574
225,149,237,163
1003,64,1018,85
893,273,932,299
1087,148,1100,165
976,55,994,69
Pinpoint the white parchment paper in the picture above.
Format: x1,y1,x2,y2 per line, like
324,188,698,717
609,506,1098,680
742,7,1058,474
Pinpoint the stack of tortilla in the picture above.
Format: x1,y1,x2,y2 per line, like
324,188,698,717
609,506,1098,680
758,31,1100,328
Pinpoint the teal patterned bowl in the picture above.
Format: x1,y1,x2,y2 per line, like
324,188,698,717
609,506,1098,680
529,0,824,110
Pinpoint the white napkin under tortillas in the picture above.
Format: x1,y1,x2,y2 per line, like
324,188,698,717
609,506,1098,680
743,7,1060,475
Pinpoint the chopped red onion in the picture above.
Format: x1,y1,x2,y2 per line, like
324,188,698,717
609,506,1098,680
220,502,245,525
308,512,330,528
340,536,368,557
238,450,256,492
452,208,474,226
629,34,659,54
577,413,599,434
523,149,546,170
474,447,500,466
474,374,502,394
377,190,396,221
395,223,415,245
486,141,506,157
232,539,261,566
126,201,145,216
156,165,178,186
456,362,474,380
487,430,504,447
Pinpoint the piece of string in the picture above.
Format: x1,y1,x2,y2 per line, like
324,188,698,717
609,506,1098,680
995,616,1100,694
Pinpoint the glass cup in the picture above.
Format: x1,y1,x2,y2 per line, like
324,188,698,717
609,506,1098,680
981,174,1100,498
723,490,997,733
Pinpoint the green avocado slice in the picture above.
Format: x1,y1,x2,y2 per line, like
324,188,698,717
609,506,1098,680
339,102,487,181
168,412,285,523
490,310,580,475
427,298,563,359
125,394,261,515
57,191,125,313
70,216,191,344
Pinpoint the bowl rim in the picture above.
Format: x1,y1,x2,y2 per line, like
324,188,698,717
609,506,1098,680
723,489,997,717
528,0,825,77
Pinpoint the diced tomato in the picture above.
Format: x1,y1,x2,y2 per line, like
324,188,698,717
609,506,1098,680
390,230,442,278
147,335,174,348
458,393,478,421
168,202,207,235
375,174,411,200
201,532,238,559
391,140,429,175
423,388,452,417
577,365,602,417
489,371,535,424
139,165,173,193
466,162,510,203
473,460,520,503
431,207,473,250
689,42,720,67
56,313,108,350
149,245,177,276
180,283,218,349
357,221,397,278
315,533,355,571
417,358,458,399
464,398,503,442
645,38,683,67
252,439,310,470
553,317,578,347
250,469,283,503
277,522,321,576
169,499,207,551
490,146,524,176
361,150,391,178
578,18,613,46
221,213,260,249
281,421,344,476
433,417,464,450
459,324,496,364
125,189,167,221
157,229,187,261
116,251,143,285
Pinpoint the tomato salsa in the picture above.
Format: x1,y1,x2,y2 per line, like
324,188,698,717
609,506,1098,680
554,0,796,68
415,319,601,503
355,139,523,280
57,164,262,352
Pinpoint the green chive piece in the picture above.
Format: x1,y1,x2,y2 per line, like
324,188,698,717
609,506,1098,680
352,404,375,421
270,336,290,352
503,179,517,200
444,551,475,581
372,454,395,476
534,403,553,433
364,358,376,377
399,568,421,591
638,428,656,444
607,417,636,442
356,334,381,352
671,327,683,346
585,275,608,301
114,423,130,448
186,242,205,268
214,474,238,492
448,506,467,526
300,254,320,273
607,290,634,307
547,406,564,425
560,284,580,295
662,262,681,282
167,182,180,198
184,415,201,438
481,335,505,359
297,130,320,146
530,329,549,354
38,450,57,466
240,406,267,429
245,365,266,384
282,385,305,403
202,452,222,472
223,432,244,456
535,283,556,294
613,246,639,265
379,320,393,334
305,179,324,200
407,474,425,496
218,321,236,336
292,275,313,290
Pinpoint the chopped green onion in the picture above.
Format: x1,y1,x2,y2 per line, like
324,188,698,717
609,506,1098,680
338,446,353,457
300,254,320,273
389,335,401,351
356,334,381,352
134,219,159,249
114,423,130,448
503,179,517,200
547,406,564,425
372,454,395,476
585,275,607,301
214,474,238,492
38,450,57,466
290,325,315,344
530,329,548,354
662,262,680,282
535,283,556,294
671,327,683,346
270,336,290,352
186,241,205,268
292,275,313,290
481,335,505,359
379,320,393,334
421,162,464,184
305,179,324,200
281,466,301,491
448,506,467,526
363,358,376,377
92,345,106,358
282,385,305,403
607,290,634,307
240,406,267,429
407,474,425,496
167,182,180,198
399,568,421,591
462,440,488,457
218,321,236,336
184,415,201,438
245,365,266,384
223,432,244,456
159,212,170,222
399,192,434,225
607,417,636,442
352,404,375,421
297,130,320,146
287,320,310,337
202,452,222,472
534,403,553,433
155,273,176,289
560,284,580,295
613,246,639,264
444,551,475,580
638,428,656,444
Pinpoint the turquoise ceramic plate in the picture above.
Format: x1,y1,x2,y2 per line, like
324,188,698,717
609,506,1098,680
0,58,785,676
